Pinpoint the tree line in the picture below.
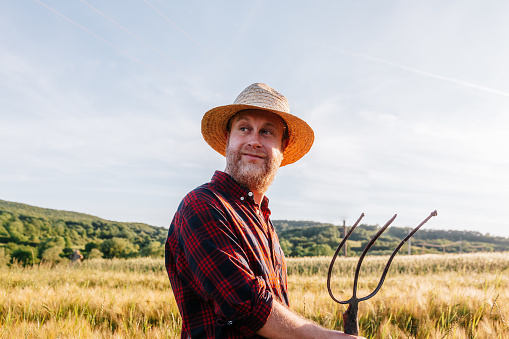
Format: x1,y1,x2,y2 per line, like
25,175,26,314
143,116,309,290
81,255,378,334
1,199,508,266
272,220,509,257
0,199,167,266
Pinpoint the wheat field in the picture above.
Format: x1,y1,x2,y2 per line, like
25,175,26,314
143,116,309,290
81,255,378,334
0,253,508,338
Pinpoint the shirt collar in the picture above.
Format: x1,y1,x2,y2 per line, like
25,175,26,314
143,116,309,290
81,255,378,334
210,171,271,217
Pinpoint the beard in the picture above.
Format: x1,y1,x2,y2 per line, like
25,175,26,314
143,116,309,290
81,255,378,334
225,145,283,193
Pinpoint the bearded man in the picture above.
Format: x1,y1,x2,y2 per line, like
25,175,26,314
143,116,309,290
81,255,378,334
165,83,364,339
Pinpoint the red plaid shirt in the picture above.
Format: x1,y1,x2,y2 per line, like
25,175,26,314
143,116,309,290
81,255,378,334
165,171,289,338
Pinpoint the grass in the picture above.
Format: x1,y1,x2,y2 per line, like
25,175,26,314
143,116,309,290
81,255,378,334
0,259,179,338
0,253,508,338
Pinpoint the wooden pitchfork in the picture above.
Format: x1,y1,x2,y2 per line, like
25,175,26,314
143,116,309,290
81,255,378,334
327,210,438,335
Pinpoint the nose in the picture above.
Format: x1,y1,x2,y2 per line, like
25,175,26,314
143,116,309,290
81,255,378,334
247,132,262,148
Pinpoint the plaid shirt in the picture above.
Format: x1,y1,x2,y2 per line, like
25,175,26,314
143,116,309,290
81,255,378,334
165,171,289,338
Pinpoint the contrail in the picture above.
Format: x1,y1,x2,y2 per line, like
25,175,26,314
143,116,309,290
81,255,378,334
295,36,509,98
344,51,509,98
141,0,234,74
78,0,181,68
33,0,150,69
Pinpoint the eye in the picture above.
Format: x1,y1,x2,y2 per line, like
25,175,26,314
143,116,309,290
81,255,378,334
261,128,276,136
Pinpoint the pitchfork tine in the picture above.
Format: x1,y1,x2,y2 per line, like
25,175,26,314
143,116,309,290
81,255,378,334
327,213,365,304
360,210,438,301
327,210,438,335
351,213,397,299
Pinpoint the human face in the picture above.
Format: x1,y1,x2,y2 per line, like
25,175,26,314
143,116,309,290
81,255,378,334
225,109,287,193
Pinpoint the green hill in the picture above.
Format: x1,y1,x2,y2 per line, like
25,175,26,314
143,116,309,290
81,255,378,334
0,199,167,266
272,220,509,257
1,199,508,266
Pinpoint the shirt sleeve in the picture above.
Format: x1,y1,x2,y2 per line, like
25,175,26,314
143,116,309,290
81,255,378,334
174,191,273,336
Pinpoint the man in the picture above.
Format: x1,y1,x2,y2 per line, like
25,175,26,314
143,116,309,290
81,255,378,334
165,83,364,338
70,249,83,264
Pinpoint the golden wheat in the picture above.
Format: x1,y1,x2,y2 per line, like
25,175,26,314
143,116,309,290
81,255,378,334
0,253,507,338
0,262,180,338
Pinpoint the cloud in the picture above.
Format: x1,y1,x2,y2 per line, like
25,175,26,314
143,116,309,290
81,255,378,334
358,110,398,127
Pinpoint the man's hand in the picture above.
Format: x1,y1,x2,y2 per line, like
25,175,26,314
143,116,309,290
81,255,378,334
257,300,366,339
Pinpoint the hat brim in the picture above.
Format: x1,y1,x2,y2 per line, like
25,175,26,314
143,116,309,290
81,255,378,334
201,104,314,166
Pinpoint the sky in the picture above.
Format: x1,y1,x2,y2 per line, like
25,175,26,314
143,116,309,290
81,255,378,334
1,1,508,237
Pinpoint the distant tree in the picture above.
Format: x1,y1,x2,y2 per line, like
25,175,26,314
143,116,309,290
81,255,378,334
42,246,66,263
55,221,66,236
118,229,137,241
37,236,66,257
25,222,38,238
0,247,9,266
11,245,38,266
55,236,66,248
140,241,164,257
306,244,333,257
6,219,28,242
88,248,103,259
101,237,139,258
0,224,9,237
84,241,101,252
279,239,293,255
69,229,79,241
29,233,40,242
86,225,96,236
6,242,18,253
290,245,306,257
61,247,74,260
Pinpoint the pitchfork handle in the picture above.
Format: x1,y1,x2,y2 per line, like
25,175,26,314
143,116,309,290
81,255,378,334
343,301,359,335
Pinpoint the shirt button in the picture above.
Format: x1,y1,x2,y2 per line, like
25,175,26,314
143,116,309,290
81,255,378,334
248,192,253,197
240,197,245,201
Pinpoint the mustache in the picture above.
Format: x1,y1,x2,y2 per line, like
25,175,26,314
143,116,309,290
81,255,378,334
241,148,267,159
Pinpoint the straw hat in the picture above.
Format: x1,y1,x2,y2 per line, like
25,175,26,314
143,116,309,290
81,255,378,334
201,83,314,166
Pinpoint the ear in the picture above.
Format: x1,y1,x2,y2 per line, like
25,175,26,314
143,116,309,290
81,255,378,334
224,131,230,147
282,138,289,151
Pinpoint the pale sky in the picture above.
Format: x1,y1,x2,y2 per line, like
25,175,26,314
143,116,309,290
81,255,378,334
1,1,508,237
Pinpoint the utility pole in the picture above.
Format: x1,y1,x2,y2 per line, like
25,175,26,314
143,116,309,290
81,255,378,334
343,220,347,257
408,228,412,255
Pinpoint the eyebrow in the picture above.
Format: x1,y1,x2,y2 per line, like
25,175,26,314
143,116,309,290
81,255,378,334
234,116,280,129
